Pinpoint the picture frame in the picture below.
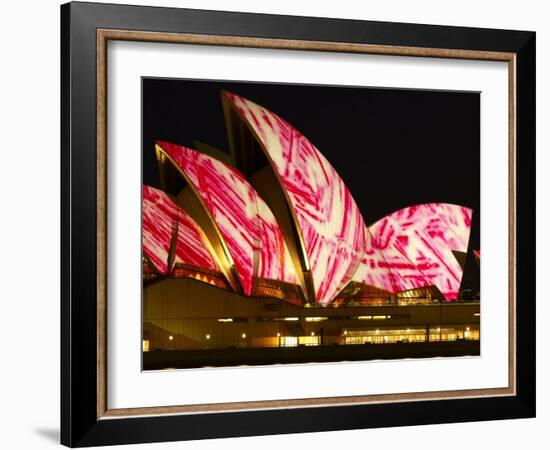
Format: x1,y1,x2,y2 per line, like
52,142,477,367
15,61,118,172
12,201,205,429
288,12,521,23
60,1,535,447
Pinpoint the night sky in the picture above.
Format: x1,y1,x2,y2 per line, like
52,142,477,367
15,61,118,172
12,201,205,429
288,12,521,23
142,78,480,291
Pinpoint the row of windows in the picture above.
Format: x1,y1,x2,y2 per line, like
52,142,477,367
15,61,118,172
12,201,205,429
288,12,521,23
143,326,480,351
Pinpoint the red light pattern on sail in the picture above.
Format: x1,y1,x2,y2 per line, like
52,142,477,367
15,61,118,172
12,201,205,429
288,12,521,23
256,198,299,286
355,203,473,300
352,227,431,294
224,92,366,305
157,142,299,296
142,185,219,275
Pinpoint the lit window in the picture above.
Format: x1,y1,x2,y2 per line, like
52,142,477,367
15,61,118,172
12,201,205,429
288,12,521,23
282,336,298,347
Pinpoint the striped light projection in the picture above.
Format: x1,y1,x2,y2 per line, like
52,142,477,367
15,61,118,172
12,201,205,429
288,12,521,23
351,226,431,295
364,204,473,300
256,197,300,287
223,92,367,305
156,141,301,298
142,185,220,275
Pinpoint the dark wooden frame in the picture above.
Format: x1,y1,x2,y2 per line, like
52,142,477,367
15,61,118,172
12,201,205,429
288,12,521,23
61,1,536,447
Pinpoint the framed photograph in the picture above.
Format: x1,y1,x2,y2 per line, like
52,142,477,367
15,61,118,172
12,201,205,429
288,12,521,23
61,1,535,447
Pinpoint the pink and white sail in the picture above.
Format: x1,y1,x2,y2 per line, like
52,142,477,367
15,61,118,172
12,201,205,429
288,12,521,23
355,203,473,300
352,227,431,294
224,92,366,305
157,141,300,296
142,185,220,274
256,197,299,286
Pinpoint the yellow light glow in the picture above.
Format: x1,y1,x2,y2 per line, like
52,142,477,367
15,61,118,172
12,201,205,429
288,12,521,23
217,318,234,323
310,332,315,336
357,316,372,320
343,330,348,335
142,340,150,352
168,335,173,341
241,333,247,339
305,317,327,322
276,333,281,337
375,329,380,334
466,327,470,331
437,327,441,332
372,315,387,320
284,317,299,321
206,334,211,339
474,313,480,317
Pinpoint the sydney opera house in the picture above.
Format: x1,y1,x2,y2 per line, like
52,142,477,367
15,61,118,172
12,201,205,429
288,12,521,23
142,91,480,369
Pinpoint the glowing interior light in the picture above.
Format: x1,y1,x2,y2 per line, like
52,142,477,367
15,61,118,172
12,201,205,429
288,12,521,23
206,334,211,339
217,318,234,323
284,317,299,321
276,333,281,337
310,332,315,336
466,327,470,331
357,316,372,320
168,335,173,341
305,317,327,322
241,333,247,339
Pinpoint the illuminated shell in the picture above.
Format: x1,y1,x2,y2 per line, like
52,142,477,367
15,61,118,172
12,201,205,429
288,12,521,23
156,142,301,297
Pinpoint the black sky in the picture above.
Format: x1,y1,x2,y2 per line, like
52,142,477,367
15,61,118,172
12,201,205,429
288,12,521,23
142,78,480,290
